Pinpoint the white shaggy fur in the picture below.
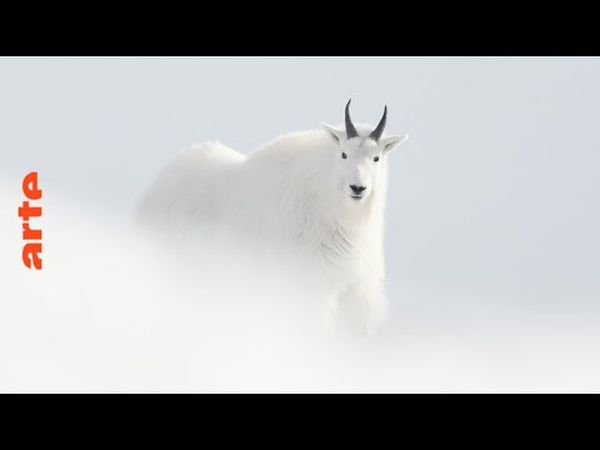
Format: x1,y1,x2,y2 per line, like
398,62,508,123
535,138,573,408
137,113,408,333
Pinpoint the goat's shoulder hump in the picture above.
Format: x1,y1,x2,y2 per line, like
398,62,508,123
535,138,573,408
249,129,332,161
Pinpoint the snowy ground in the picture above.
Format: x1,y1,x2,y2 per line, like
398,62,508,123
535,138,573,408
1,185,599,392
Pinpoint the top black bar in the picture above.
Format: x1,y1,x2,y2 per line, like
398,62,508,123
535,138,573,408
2,9,597,56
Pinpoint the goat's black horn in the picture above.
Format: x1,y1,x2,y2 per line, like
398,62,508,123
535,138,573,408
345,99,358,139
369,105,387,141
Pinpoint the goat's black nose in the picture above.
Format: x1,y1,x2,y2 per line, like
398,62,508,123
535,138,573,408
350,185,366,194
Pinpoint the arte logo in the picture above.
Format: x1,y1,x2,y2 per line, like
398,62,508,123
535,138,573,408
18,172,43,270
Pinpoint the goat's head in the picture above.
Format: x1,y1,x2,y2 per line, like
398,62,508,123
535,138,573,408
321,99,408,203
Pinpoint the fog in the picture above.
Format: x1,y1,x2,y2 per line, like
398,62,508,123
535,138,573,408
1,57,600,391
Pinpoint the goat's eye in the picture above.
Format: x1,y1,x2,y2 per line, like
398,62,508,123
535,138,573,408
373,156,380,162
341,152,347,159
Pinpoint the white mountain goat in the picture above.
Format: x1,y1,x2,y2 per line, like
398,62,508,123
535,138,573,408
136,100,409,333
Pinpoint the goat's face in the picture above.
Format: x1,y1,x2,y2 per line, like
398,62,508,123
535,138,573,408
322,101,408,204
322,124,408,204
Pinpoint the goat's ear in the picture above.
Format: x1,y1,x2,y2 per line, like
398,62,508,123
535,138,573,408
381,134,409,153
321,123,345,145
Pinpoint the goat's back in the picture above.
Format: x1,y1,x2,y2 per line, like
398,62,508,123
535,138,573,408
135,141,245,234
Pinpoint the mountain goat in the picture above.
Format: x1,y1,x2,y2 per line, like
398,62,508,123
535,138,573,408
137,100,409,333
